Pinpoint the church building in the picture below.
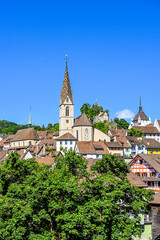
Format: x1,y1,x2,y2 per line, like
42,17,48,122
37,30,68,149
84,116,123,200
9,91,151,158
58,60,110,144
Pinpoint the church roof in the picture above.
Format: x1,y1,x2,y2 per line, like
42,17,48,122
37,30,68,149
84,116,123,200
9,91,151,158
10,128,39,142
133,97,149,121
74,113,93,127
60,63,73,105
133,110,149,121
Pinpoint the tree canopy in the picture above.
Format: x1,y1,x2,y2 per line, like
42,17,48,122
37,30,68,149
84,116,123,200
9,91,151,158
93,122,109,134
80,103,109,119
127,128,144,137
0,152,153,240
114,118,129,129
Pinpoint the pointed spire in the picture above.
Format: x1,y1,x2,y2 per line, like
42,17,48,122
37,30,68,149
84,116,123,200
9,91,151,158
139,96,142,112
28,107,32,128
60,55,73,105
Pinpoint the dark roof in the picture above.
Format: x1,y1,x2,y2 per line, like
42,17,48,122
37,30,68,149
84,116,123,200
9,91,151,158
133,126,160,134
60,63,73,104
126,136,160,148
133,110,149,122
74,113,93,127
10,128,39,142
56,132,77,141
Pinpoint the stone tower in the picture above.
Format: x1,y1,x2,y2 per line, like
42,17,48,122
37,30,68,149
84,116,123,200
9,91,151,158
59,59,74,136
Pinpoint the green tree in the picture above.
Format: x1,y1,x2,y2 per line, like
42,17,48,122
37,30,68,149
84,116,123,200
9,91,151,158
80,103,109,120
127,128,144,137
114,118,129,129
47,123,53,130
93,121,109,134
0,152,154,240
51,123,59,132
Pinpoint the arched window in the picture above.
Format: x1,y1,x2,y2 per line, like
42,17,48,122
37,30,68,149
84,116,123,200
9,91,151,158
85,128,88,141
66,107,69,116
76,130,79,140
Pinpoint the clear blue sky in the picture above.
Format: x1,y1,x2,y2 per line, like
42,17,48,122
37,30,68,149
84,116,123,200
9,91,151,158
0,0,160,126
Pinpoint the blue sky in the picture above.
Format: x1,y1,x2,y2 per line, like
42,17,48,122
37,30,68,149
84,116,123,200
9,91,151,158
0,0,160,126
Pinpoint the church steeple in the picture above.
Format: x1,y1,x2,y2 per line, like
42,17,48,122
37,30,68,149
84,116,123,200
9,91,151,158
60,55,73,105
139,96,142,112
59,55,74,136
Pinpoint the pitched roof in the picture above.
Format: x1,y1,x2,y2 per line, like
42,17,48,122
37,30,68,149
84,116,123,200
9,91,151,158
39,138,56,149
10,128,39,142
56,132,77,141
126,136,160,148
126,172,146,188
36,155,55,165
0,150,8,162
129,154,160,174
133,126,160,134
133,110,149,121
0,135,14,147
109,129,127,136
74,113,93,127
37,131,48,139
150,192,160,205
113,136,131,148
105,141,123,148
60,63,73,104
77,141,109,155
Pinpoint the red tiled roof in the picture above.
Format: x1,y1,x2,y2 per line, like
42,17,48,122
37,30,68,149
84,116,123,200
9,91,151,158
126,172,146,188
74,113,92,127
133,126,160,134
56,132,77,141
37,131,48,139
10,128,39,142
150,192,160,205
36,155,55,165
77,141,109,155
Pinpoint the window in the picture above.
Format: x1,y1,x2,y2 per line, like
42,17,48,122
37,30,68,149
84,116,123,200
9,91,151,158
141,225,145,234
142,172,147,177
66,107,69,116
156,149,159,152
136,173,140,176
66,120,69,123
65,141,67,145
140,160,142,164
76,130,78,140
65,147,67,150
66,97,68,102
60,141,62,145
29,141,31,145
23,142,25,146
70,141,72,145
70,147,72,151
85,128,88,141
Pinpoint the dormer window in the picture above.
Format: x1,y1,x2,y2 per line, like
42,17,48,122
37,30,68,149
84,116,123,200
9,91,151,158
66,107,69,116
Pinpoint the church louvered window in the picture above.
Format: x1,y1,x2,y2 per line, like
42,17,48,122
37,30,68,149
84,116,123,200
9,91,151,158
66,107,69,116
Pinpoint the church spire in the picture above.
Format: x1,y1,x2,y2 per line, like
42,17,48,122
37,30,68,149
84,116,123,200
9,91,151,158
60,54,73,105
28,107,32,128
139,96,142,112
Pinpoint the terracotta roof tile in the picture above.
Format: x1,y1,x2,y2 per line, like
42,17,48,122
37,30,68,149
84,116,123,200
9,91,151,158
126,136,160,148
37,131,48,139
133,126,160,134
36,156,55,165
56,132,77,141
105,142,123,148
126,172,146,188
10,128,39,142
74,113,92,127
150,192,160,205
77,141,109,155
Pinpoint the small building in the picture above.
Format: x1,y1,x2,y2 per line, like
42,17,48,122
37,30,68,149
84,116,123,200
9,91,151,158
93,110,109,124
105,142,124,157
76,141,109,159
56,132,77,151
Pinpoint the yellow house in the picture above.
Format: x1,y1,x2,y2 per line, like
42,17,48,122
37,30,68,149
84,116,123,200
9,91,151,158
147,148,160,154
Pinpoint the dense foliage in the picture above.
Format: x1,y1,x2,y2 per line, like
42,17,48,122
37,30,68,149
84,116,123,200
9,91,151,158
127,128,144,137
0,120,59,135
0,152,153,239
80,103,109,119
114,118,129,129
93,122,109,134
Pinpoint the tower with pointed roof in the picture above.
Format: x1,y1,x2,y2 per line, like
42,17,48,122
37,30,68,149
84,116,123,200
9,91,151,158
28,108,32,128
59,57,74,136
129,97,151,128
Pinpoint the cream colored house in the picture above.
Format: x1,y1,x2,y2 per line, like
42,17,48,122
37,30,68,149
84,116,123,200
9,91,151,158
9,128,39,149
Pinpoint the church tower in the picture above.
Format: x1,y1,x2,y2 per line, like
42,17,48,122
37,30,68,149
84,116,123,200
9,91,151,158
59,57,74,136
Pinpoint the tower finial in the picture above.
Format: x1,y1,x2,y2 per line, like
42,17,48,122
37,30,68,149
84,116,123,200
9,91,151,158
28,106,32,128
64,54,69,67
139,96,142,112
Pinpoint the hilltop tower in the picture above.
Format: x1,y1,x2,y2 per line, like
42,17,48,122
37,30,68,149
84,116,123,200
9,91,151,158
28,107,32,128
59,57,74,136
